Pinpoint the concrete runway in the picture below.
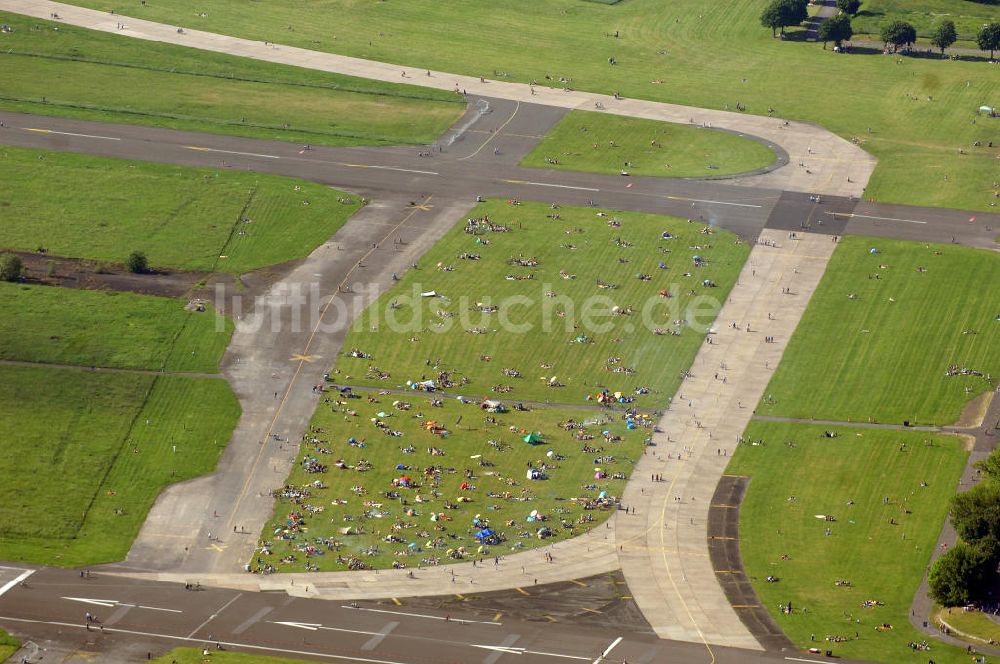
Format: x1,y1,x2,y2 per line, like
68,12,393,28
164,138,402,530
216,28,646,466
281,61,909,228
1,105,996,250
0,566,865,664
0,97,997,661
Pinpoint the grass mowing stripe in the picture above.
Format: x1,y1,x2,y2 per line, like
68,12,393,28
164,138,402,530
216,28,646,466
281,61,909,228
727,420,971,664
757,236,1000,425
0,15,463,148
521,111,777,178
1,49,464,104
0,146,362,273
70,0,1000,211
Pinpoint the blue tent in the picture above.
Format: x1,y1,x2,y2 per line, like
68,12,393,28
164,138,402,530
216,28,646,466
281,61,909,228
474,528,496,541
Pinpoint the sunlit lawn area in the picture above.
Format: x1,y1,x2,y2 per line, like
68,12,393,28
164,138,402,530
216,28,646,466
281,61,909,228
521,110,777,178
728,420,971,663
0,146,361,273
757,237,1000,426
258,390,641,572
57,0,1000,211
0,365,239,566
342,200,748,407
0,282,231,372
0,15,463,147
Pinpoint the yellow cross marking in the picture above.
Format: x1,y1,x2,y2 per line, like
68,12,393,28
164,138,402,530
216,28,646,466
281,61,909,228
391,597,402,606
290,353,319,363
207,543,227,552
411,203,434,211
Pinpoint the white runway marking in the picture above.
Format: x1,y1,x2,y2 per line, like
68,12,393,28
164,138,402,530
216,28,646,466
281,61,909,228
336,163,438,175
0,616,411,664
186,146,280,159
271,620,382,636
665,195,762,208
63,596,182,613
0,569,33,598
833,212,928,225
24,128,120,141
502,179,600,192
473,644,590,660
341,604,502,625
592,636,623,663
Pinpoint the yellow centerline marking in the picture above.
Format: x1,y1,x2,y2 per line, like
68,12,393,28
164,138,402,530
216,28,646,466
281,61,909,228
457,101,521,161
225,196,433,532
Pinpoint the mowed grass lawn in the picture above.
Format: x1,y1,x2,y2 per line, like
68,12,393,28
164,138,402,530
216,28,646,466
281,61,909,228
0,628,18,662
0,15,463,147
259,391,641,572
521,111,777,178
757,237,1000,426
0,365,239,566
0,146,361,273
68,0,1000,211
155,649,305,664
853,0,1000,41
728,421,970,664
342,200,748,407
0,282,231,372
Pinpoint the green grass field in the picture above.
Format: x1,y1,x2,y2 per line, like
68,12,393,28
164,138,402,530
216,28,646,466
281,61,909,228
0,282,231,372
0,146,361,273
342,200,748,406
727,420,970,664
756,237,1000,426
520,110,777,177
853,0,1000,41
60,0,1000,211
0,15,462,147
0,365,239,566
154,649,306,664
0,628,19,662
258,390,640,572
933,605,1000,646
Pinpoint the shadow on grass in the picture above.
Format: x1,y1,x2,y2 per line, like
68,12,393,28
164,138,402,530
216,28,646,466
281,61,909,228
780,27,816,42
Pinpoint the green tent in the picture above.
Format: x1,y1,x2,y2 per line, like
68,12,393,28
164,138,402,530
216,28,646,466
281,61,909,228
523,433,544,445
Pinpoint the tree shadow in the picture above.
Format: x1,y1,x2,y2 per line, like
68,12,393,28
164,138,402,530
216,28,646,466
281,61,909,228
781,26,817,42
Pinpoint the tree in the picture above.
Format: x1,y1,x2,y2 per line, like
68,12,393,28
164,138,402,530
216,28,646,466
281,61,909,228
0,253,23,282
978,22,1000,60
880,20,917,52
975,448,1000,482
761,0,809,36
950,481,1000,545
928,542,992,607
126,250,149,274
930,20,957,55
819,14,854,48
836,0,861,15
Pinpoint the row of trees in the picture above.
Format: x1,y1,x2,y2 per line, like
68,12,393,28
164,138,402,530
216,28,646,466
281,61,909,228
882,19,1000,58
929,449,1000,606
760,0,1000,59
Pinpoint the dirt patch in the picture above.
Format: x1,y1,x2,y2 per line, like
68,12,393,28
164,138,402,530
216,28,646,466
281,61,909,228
8,250,304,312
10,250,206,298
956,391,995,429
